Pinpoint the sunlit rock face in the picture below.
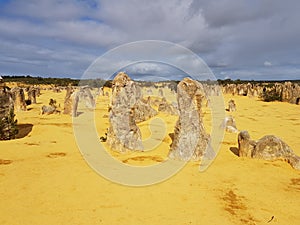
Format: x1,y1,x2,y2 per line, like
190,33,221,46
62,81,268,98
107,72,143,152
11,87,27,111
63,86,74,115
238,130,300,170
169,78,210,161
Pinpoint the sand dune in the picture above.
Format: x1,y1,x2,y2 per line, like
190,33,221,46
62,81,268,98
0,87,299,225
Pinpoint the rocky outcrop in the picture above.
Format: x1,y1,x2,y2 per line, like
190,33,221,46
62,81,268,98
158,88,164,97
227,99,236,112
41,98,60,115
106,72,143,152
40,105,60,115
0,86,18,140
11,87,26,111
72,92,79,117
63,86,74,115
221,116,238,133
281,82,300,104
158,97,178,115
134,97,157,123
67,86,95,117
222,82,300,105
169,78,210,161
238,131,256,157
27,87,37,104
79,86,95,109
238,130,300,170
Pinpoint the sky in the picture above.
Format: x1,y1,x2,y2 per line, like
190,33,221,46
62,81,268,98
0,0,300,81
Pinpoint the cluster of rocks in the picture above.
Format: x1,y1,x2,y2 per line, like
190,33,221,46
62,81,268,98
61,85,96,117
222,82,300,105
41,98,60,115
203,83,222,97
134,97,157,123
223,83,262,97
27,87,39,104
277,82,300,104
157,97,178,115
104,73,300,171
4,86,41,112
107,72,200,153
106,74,212,159
222,83,300,170
3,75,299,171
39,84,105,117
219,99,238,133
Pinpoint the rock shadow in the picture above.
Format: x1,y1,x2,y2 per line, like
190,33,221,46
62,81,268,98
73,111,84,117
15,124,33,139
230,147,239,156
168,133,174,141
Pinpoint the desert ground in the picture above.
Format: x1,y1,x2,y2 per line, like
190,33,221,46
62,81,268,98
0,84,300,225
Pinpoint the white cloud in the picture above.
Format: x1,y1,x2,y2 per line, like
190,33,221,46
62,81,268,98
264,61,272,66
125,63,163,75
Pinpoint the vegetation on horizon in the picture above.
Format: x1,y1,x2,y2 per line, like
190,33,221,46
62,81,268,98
1,75,299,87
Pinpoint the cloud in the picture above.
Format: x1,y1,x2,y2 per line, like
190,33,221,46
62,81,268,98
125,62,164,75
264,61,272,67
0,0,299,80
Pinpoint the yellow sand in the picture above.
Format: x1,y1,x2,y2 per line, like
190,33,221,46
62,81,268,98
0,86,299,225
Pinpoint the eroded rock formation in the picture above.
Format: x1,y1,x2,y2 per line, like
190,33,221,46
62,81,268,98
158,88,164,97
63,86,74,115
169,78,210,161
72,92,79,117
66,86,95,117
221,116,238,133
0,86,18,140
134,97,157,123
79,86,95,109
11,87,27,111
223,82,300,105
106,72,143,152
238,130,300,170
27,87,37,104
41,98,60,115
158,97,178,115
227,99,236,112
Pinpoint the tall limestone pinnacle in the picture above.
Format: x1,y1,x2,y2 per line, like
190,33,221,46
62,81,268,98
106,72,143,152
169,77,210,161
